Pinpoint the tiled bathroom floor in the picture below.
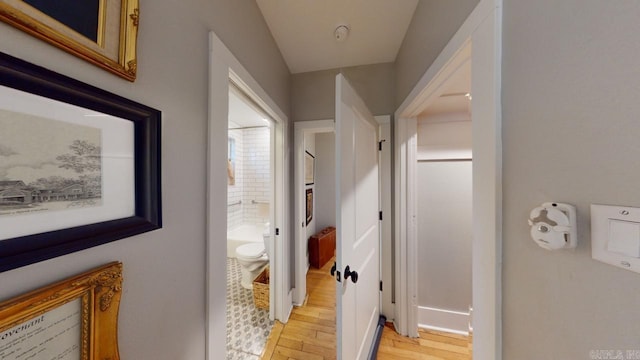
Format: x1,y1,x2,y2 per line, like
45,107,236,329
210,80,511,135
226,257,273,360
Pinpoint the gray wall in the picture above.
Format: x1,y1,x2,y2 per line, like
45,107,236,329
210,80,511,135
0,1,289,359
3,0,637,358
314,132,336,231
417,161,472,312
416,117,472,315
291,63,395,121
399,0,640,357
394,0,479,108
502,0,640,357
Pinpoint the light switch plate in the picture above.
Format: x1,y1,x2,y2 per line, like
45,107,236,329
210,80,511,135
591,204,640,273
607,219,640,257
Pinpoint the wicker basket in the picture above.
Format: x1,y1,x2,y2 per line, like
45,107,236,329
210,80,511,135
252,267,269,310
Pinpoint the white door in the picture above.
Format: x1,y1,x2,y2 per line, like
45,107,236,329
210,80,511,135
335,74,380,360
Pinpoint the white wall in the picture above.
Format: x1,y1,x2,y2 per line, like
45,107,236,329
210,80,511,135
417,114,472,160
227,126,271,230
227,126,244,230
242,127,271,225
0,1,290,359
314,132,336,231
417,161,472,330
416,116,472,332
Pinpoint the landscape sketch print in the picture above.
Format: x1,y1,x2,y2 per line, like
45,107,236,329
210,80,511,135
0,109,102,217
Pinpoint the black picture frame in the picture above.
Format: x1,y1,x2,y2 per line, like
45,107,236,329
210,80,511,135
304,151,315,185
0,52,161,272
306,188,313,226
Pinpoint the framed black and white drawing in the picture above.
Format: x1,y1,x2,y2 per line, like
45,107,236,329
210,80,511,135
0,52,161,272
0,0,139,81
304,151,315,185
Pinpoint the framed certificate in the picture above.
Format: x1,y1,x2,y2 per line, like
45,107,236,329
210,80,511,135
0,262,123,360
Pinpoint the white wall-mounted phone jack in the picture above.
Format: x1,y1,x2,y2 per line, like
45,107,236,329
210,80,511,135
528,202,577,250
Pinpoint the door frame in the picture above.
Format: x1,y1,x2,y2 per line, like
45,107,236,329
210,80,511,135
293,119,335,305
394,0,503,359
335,73,381,359
293,116,392,313
207,31,292,360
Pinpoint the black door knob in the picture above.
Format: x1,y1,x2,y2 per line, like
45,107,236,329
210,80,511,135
344,265,358,284
330,262,337,277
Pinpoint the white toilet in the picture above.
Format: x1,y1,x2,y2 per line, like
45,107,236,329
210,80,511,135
236,224,270,289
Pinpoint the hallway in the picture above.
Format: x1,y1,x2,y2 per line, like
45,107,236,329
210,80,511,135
262,259,336,359
260,258,471,359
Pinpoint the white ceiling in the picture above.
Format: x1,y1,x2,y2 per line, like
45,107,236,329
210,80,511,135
420,60,472,118
228,89,270,129
256,0,419,74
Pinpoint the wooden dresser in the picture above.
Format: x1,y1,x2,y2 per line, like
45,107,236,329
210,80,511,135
308,226,336,269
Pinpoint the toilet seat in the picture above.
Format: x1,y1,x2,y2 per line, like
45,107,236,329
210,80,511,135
236,243,265,259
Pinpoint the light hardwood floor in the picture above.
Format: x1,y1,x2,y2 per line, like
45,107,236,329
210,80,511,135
261,258,471,360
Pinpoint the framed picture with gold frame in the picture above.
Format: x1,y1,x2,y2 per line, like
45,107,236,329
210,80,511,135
0,0,139,81
0,262,123,360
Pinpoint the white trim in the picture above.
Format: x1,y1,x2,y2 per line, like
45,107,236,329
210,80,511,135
417,306,471,336
295,119,335,133
376,116,394,320
393,116,417,336
207,31,292,360
292,116,393,319
396,0,498,117
394,0,502,359
393,117,419,337
406,118,418,338
293,119,334,305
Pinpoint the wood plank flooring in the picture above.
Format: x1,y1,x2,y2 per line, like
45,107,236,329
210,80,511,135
377,325,471,360
261,258,471,360
261,259,336,360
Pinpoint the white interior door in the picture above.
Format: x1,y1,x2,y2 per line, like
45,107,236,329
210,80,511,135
335,74,380,360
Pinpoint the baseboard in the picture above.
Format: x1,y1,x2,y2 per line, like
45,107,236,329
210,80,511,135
417,306,470,335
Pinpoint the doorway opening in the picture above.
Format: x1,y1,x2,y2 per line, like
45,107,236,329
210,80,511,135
293,120,335,306
415,60,473,337
225,83,275,359
207,31,291,360
393,1,502,359
287,109,391,360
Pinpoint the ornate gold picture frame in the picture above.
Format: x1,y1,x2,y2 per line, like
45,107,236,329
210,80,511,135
0,0,139,81
0,262,123,360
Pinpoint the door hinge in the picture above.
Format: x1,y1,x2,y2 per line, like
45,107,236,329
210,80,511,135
380,281,383,291
379,211,383,221
275,228,280,236
378,139,386,151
